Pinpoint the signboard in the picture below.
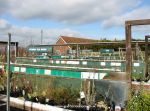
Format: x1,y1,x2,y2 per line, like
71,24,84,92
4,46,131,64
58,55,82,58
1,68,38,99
28,46,53,53
100,49,114,53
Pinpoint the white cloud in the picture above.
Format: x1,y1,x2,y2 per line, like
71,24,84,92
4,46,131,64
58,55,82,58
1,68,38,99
0,19,12,30
0,0,149,42
102,6,150,28
0,19,83,46
101,6,150,37
132,25,150,38
0,0,10,15
0,0,142,25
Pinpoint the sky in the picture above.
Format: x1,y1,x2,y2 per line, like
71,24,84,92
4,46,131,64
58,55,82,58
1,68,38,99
0,0,150,46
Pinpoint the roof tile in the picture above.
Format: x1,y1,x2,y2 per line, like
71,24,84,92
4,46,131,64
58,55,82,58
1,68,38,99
61,36,96,43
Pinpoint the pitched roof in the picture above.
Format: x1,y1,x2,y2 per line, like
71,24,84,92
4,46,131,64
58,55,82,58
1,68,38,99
60,36,96,44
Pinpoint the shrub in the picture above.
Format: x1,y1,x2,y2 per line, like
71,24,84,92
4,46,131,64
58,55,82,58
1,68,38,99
127,88,150,111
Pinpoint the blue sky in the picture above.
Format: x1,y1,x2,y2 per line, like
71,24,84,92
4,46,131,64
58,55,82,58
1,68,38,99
0,0,150,45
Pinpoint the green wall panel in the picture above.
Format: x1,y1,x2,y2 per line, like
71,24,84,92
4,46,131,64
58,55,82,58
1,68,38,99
10,66,14,72
26,67,36,74
51,70,81,78
35,69,45,75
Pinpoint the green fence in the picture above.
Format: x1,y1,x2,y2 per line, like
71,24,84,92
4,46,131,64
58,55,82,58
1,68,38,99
0,58,145,80
10,64,110,79
15,57,145,75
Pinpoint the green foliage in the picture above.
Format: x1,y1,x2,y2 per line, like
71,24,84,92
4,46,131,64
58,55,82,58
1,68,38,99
131,73,144,80
72,39,126,51
12,74,81,105
127,89,150,111
46,86,79,104
0,76,5,91
0,69,6,91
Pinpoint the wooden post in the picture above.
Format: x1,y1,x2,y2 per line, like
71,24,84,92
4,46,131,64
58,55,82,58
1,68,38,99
76,44,79,58
7,33,11,111
145,36,150,78
16,42,19,57
125,22,132,99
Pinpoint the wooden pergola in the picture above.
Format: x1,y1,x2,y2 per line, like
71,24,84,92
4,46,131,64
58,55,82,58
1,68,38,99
125,19,150,100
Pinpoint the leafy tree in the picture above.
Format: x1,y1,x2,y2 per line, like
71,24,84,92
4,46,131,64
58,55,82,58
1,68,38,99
127,87,150,111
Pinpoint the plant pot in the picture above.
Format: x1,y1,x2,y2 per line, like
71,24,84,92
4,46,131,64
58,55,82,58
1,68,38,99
38,96,46,104
48,99,57,106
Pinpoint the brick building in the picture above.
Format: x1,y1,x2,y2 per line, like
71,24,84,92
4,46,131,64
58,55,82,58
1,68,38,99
54,36,95,55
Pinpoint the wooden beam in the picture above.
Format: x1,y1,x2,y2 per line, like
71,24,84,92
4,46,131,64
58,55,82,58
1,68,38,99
28,41,150,48
0,41,18,45
126,19,150,26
